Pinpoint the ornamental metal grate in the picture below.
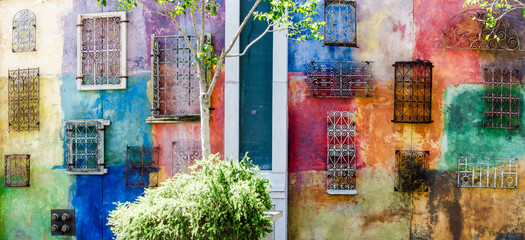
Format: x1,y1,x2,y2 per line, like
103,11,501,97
436,10,520,51
327,110,357,194
394,150,429,192
482,68,521,129
325,0,357,47
12,9,36,52
80,15,122,86
172,141,202,175
65,120,107,174
393,61,433,123
306,61,374,98
8,68,39,131
4,154,30,187
126,146,159,187
457,156,518,189
151,35,202,117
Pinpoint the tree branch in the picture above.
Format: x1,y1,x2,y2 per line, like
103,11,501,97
226,22,274,58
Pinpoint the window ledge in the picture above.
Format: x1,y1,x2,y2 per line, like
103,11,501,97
146,116,200,123
66,168,108,175
326,190,357,195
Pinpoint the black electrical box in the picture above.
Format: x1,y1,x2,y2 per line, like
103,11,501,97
50,209,75,236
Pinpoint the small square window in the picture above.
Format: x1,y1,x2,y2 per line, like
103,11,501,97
324,0,357,47
394,150,429,192
12,9,36,52
327,110,357,194
4,154,30,187
8,68,39,131
306,61,374,97
126,146,160,188
151,35,204,119
65,120,109,175
172,141,201,175
482,68,521,129
77,12,127,90
393,61,433,123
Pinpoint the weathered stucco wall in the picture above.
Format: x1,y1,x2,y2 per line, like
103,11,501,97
288,0,525,239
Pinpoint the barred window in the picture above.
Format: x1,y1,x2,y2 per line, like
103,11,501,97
324,0,357,47
393,61,433,123
65,120,109,175
151,35,202,119
457,156,517,189
394,150,429,192
172,141,201,175
482,68,520,129
306,61,374,97
8,68,39,131
4,154,30,187
126,146,160,187
327,110,357,194
77,12,127,90
12,9,36,52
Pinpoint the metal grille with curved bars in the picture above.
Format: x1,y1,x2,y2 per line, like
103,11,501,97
172,141,202,175
457,156,518,189
126,146,160,187
324,0,357,47
306,61,374,97
327,110,357,194
4,154,30,187
12,9,36,52
393,61,433,123
8,68,39,131
394,150,429,192
65,120,108,175
482,67,521,129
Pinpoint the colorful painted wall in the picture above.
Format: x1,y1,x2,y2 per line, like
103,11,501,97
288,0,525,239
0,0,224,239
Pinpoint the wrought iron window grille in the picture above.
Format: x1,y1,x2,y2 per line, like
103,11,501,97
77,12,128,90
392,61,433,123
151,35,207,119
8,68,39,131
324,0,357,47
4,154,30,187
457,156,518,189
172,141,202,175
482,67,521,129
436,10,521,51
327,110,357,194
394,150,429,193
126,146,160,188
64,120,109,175
306,61,374,98
12,9,36,52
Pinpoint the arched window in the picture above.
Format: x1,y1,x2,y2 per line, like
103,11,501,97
12,9,36,52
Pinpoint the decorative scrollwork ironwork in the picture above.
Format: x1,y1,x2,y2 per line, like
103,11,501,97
8,68,39,131
436,10,521,51
151,35,203,117
306,61,374,98
393,61,433,123
172,141,202,175
457,156,518,189
482,67,521,129
126,146,160,187
4,154,30,187
65,120,106,174
324,0,357,47
12,9,36,52
327,110,357,194
394,150,429,192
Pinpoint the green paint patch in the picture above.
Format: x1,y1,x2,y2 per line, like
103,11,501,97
439,84,525,170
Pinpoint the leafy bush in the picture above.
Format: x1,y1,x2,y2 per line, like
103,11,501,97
107,154,273,240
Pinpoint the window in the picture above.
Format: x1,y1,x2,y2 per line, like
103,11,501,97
12,9,36,52
172,141,201,174
327,110,357,194
306,61,374,97
394,150,429,192
8,68,39,131
77,12,127,90
393,61,433,123
151,35,202,119
457,156,517,189
4,154,30,187
126,146,159,187
324,0,357,47
482,68,520,129
65,120,109,174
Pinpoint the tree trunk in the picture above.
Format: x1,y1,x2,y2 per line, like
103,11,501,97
200,94,211,158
